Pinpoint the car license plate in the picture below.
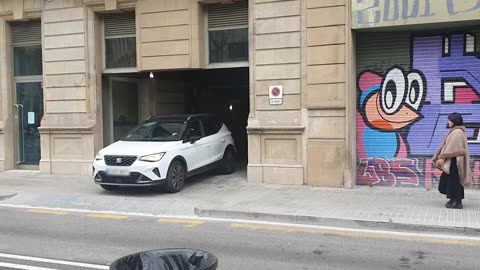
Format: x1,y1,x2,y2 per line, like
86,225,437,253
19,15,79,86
106,167,130,176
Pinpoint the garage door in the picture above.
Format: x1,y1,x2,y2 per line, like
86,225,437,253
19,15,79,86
356,29,480,188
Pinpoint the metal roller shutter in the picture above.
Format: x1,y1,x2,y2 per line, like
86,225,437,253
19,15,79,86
104,12,135,37
11,20,41,45
208,1,248,29
356,28,480,188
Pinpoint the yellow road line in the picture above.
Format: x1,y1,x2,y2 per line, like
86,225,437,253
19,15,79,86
230,223,480,247
158,218,205,228
28,209,69,216
87,214,129,220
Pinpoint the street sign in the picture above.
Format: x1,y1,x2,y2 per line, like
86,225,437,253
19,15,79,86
269,85,283,106
270,98,283,105
269,85,283,99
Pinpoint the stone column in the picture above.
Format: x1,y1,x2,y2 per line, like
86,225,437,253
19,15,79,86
0,18,15,171
305,0,349,187
39,0,102,175
248,0,305,185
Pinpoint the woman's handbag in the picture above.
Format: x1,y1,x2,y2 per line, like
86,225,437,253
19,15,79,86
436,158,451,174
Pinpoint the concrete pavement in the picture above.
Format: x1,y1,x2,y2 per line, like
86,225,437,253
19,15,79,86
0,170,479,234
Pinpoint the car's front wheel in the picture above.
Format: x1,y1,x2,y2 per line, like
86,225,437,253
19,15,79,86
164,160,186,193
100,184,119,191
220,147,235,174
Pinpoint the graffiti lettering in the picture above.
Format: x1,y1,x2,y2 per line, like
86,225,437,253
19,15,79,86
358,158,422,187
354,0,480,28
391,159,421,186
447,0,480,15
356,0,381,25
358,158,479,188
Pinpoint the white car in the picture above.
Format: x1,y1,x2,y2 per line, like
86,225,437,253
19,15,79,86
93,114,236,193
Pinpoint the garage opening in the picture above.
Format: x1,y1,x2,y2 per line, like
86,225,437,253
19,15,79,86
102,67,249,173
152,67,249,167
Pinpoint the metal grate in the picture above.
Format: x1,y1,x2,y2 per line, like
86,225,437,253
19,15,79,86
104,12,136,37
97,172,152,184
11,20,41,45
104,156,137,166
208,1,248,29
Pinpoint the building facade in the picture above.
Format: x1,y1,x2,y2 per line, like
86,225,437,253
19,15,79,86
0,0,478,188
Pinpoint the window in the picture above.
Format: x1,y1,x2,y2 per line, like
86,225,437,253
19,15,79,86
11,21,42,76
124,120,188,142
207,1,248,65
104,12,136,70
202,119,222,137
186,120,204,139
14,46,42,76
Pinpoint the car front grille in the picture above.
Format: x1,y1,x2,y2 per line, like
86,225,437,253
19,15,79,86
96,172,152,185
104,155,137,166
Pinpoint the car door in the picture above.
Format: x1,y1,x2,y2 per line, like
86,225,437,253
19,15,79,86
201,118,224,164
180,120,209,171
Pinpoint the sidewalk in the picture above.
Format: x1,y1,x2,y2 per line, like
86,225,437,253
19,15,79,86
0,170,479,235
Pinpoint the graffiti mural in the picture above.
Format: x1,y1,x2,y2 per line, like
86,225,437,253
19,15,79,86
357,32,480,188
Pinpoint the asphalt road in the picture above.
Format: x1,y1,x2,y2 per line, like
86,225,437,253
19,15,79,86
1,206,479,270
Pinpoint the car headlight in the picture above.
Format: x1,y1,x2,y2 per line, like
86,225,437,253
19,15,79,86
95,153,104,161
139,153,165,162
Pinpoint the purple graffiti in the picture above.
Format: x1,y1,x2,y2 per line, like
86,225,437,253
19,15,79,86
407,33,480,157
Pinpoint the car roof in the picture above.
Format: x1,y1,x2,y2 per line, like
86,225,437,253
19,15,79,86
146,114,217,122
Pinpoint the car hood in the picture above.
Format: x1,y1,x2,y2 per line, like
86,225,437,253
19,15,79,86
99,140,180,157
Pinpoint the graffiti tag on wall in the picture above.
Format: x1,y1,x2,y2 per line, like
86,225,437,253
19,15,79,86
354,0,480,28
357,32,480,187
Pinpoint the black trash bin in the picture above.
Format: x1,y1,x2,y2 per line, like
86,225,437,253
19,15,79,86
110,249,218,270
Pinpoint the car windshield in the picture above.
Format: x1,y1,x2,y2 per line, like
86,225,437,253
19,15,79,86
123,120,187,142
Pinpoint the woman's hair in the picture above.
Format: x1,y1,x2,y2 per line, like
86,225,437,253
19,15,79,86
448,112,463,127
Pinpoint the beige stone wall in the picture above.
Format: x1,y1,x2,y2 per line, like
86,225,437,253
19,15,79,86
247,0,304,185
0,18,14,171
39,1,101,175
136,0,204,71
154,80,185,115
0,0,118,175
305,0,350,187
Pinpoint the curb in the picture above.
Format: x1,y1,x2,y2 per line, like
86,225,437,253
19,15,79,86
194,208,480,236
0,193,17,201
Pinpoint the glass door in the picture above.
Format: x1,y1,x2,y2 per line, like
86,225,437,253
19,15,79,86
103,77,139,145
14,81,43,169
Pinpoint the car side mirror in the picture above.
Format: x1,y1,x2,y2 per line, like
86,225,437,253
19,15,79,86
188,135,202,144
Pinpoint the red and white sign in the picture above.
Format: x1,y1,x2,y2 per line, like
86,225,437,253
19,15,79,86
269,85,283,99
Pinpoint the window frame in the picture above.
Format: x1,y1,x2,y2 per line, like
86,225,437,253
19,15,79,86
102,14,137,74
205,11,249,69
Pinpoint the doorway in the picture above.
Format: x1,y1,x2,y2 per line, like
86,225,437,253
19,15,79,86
103,77,140,146
11,20,43,170
13,80,43,169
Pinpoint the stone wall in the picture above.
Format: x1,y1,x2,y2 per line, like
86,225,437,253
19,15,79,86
39,1,101,175
305,0,350,187
247,0,304,185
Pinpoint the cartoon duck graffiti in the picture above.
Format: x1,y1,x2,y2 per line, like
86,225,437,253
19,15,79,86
357,67,426,159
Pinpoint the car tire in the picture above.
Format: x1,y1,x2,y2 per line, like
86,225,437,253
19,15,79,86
100,185,119,191
164,160,186,193
220,147,235,175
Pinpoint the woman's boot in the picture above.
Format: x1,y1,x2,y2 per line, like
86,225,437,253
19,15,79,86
445,199,455,207
447,199,463,209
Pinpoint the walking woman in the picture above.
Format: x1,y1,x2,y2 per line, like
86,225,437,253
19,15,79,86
433,113,472,209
